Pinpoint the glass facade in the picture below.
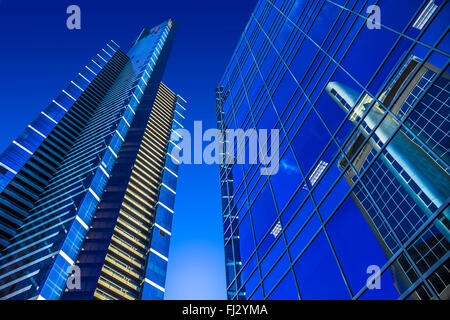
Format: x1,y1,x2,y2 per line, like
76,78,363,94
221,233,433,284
216,0,449,300
0,19,186,300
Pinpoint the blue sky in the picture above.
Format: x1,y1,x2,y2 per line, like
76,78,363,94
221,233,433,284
0,0,257,299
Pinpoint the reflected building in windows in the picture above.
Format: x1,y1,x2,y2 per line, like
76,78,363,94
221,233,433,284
326,55,449,299
216,0,449,300
0,19,186,300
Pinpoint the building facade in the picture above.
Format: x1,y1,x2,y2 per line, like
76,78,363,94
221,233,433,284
0,19,186,300
216,0,449,300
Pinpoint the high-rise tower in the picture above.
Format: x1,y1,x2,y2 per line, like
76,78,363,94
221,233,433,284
0,19,186,300
216,0,449,300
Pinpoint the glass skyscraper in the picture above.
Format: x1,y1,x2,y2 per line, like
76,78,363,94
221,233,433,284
0,19,186,300
216,0,449,300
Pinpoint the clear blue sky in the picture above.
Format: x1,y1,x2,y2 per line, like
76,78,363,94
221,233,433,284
0,0,257,299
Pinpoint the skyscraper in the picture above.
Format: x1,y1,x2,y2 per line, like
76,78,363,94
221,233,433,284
0,19,186,300
216,0,449,300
